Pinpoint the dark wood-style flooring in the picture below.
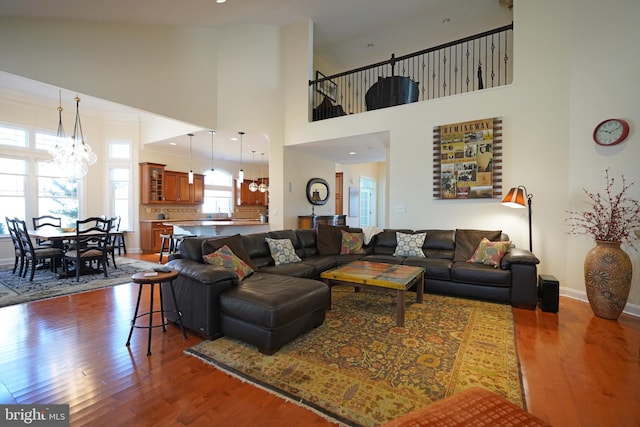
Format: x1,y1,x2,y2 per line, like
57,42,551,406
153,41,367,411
0,253,638,426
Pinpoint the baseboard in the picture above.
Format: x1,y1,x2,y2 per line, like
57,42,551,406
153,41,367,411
560,287,640,318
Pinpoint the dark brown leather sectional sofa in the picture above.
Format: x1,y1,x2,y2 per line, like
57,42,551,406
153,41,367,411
163,226,540,354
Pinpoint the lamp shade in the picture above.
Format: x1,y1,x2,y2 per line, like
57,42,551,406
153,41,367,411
501,187,526,208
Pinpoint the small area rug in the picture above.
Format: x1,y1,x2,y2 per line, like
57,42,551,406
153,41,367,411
186,287,524,426
0,257,160,307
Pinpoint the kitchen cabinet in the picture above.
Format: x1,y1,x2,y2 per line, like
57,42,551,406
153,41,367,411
238,178,269,206
140,163,204,204
191,174,204,203
140,162,165,203
165,171,191,203
140,222,173,253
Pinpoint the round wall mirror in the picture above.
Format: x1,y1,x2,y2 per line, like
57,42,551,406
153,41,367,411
306,178,330,205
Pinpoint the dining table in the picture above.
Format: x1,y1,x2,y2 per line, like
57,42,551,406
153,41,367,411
28,228,125,278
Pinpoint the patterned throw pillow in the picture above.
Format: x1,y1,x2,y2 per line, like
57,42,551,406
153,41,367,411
393,232,426,257
202,244,254,280
340,230,366,255
265,237,302,265
467,238,512,268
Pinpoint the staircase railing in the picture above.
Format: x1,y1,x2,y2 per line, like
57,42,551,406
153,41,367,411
310,23,513,121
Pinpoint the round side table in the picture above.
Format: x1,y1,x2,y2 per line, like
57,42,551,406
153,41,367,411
126,270,187,355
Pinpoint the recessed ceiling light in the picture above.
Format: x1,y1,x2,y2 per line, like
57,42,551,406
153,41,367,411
216,0,226,4
230,137,238,141
348,151,356,155
169,142,177,146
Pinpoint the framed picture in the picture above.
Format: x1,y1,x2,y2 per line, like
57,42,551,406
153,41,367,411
432,117,503,200
315,71,337,102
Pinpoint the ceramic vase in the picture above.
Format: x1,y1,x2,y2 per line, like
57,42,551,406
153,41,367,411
584,240,632,320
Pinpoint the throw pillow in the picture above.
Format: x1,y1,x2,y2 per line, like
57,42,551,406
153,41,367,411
453,229,503,263
393,232,426,257
468,238,512,268
265,237,302,265
340,230,366,255
201,234,256,270
202,244,254,280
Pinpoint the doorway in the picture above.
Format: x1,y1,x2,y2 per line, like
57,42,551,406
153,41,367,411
359,176,376,227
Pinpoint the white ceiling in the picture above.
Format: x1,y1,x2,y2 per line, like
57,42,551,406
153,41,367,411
0,0,512,164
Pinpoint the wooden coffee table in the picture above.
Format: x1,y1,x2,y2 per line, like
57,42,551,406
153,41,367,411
321,261,425,327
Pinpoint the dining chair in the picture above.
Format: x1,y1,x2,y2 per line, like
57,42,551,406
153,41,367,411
109,215,127,255
5,217,25,276
63,217,111,282
32,215,62,248
105,216,119,268
15,219,64,281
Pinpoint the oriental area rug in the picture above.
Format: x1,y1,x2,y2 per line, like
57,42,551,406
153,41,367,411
186,287,524,426
0,257,159,307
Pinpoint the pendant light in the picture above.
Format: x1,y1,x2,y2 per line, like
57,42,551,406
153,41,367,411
206,130,215,174
49,92,97,178
238,131,244,183
188,133,194,184
258,152,268,193
249,150,258,192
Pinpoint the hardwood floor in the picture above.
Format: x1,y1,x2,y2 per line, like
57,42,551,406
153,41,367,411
1,253,638,426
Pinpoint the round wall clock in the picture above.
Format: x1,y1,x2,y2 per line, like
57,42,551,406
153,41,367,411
593,118,630,146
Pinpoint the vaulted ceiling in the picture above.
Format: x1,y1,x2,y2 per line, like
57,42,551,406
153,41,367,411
0,0,512,163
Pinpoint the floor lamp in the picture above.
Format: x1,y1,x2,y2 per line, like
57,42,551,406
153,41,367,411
501,185,533,252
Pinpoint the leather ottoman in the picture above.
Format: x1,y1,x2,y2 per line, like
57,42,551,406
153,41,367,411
219,273,331,354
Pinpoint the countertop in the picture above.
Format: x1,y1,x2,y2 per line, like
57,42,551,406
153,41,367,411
161,219,267,226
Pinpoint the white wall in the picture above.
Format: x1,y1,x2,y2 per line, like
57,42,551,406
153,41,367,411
282,0,640,313
0,18,220,128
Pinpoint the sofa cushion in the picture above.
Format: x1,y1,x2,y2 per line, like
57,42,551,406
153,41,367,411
258,261,317,278
317,224,345,255
295,229,320,257
453,229,502,263
266,237,302,265
394,232,426,257
468,238,512,268
451,262,511,286
403,257,452,280
340,230,366,255
241,232,273,268
368,229,413,255
416,229,455,259
203,244,254,280
201,234,256,270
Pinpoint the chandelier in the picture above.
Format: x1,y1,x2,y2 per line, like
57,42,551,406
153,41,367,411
258,152,268,193
49,92,97,178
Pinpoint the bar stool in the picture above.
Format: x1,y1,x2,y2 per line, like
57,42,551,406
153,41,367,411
126,270,187,355
158,233,188,263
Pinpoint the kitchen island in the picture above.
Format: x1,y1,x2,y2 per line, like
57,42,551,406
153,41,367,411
165,219,270,237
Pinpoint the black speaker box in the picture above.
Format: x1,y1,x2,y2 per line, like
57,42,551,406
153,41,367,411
538,274,559,313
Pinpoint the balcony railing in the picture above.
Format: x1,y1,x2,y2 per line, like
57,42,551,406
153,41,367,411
310,23,513,121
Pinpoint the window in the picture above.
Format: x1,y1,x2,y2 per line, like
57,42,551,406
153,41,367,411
110,168,131,230
107,140,132,230
202,169,233,214
0,126,28,148
37,161,79,228
0,157,27,235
